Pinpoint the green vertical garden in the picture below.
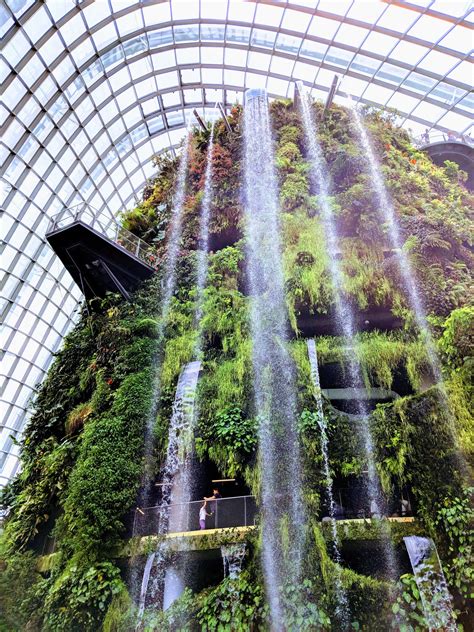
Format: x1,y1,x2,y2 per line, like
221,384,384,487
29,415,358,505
1,101,472,631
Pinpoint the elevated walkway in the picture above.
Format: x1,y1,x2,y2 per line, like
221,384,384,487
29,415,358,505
46,203,157,300
124,516,420,557
36,517,421,571
415,133,473,190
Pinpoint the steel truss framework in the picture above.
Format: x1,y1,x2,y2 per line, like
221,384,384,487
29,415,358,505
1,0,473,486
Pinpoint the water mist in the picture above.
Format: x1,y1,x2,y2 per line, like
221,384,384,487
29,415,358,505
243,88,305,629
347,100,467,474
297,83,398,580
307,339,350,627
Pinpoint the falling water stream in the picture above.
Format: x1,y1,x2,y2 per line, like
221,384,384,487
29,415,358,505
136,360,201,623
221,543,247,580
347,101,442,379
194,118,215,342
136,115,218,624
243,88,305,629
307,339,350,627
347,101,466,471
297,83,398,579
404,536,456,630
138,121,194,508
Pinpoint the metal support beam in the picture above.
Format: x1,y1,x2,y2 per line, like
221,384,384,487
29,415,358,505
218,102,232,134
294,80,304,109
193,108,207,132
325,75,339,111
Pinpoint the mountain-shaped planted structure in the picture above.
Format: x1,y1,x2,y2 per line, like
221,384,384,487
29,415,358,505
1,99,472,632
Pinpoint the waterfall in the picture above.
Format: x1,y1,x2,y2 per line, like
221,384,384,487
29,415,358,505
194,118,215,342
221,543,247,580
162,566,185,611
243,87,305,629
346,101,440,375
136,360,201,623
297,83,398,579
139,121,193,506
136,116,216,623
221,544,247,622
307,339,350,627
347,101,466,470
404,536,457,630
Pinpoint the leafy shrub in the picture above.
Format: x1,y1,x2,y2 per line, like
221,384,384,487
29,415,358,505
435,488,474,600
43,562,123,632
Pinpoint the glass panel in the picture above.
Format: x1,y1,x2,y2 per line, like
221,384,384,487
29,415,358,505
377,5,418,32
200,24,226,42
457,93,474,113
409,15,451,41
439,25,472,53
376,62,410,86
325,46,354,69
255,4,283,28
402,71,437,95
390,40,427,65
275,33,301,55
300,38,328,61
334,23,369,48
351,53,380,76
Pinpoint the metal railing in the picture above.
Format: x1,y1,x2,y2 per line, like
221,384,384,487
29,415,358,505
133,495,258,538
321,487,413,521
414,131,474,148
46,202,158,269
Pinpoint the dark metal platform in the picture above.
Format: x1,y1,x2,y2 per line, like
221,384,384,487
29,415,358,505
46,204,157,300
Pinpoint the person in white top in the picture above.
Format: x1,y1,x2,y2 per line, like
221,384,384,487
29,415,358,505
199,500,210,530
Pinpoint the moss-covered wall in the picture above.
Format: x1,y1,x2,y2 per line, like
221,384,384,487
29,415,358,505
1,100,472,631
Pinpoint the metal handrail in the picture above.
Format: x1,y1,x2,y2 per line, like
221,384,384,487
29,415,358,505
46,202,158,269
139,494,255,512
414,131,474,147
133,495,257,537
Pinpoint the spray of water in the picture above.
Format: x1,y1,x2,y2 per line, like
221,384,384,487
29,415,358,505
346,100,467,472
193,118,216,346
243,89,305,629
130,121,194,613
138,119,194,507
346,101,441,377
221,543,247,580
136,112,219,622
297,83,398,580
404,536,457,630
307,339,350,627
136,361,201,624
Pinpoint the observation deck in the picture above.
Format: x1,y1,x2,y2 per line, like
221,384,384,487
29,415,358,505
415,132,474,190
123,517,420,557
45,203,157,300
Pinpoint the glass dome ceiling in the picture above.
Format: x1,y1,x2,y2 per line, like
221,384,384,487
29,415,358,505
1,0,473,487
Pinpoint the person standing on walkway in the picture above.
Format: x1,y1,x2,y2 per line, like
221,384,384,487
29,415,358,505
199,500,210,530
205,488,222,527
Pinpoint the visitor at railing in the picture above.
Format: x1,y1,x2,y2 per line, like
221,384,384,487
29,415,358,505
132,495,258,538
204,487,222,528
199,500,211,530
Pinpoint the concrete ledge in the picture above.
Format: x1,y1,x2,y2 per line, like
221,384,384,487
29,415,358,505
37,518,422,569
124,525,257,556
323,516,422,543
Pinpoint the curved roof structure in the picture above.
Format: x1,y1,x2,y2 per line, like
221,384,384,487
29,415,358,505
1,0,473,486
